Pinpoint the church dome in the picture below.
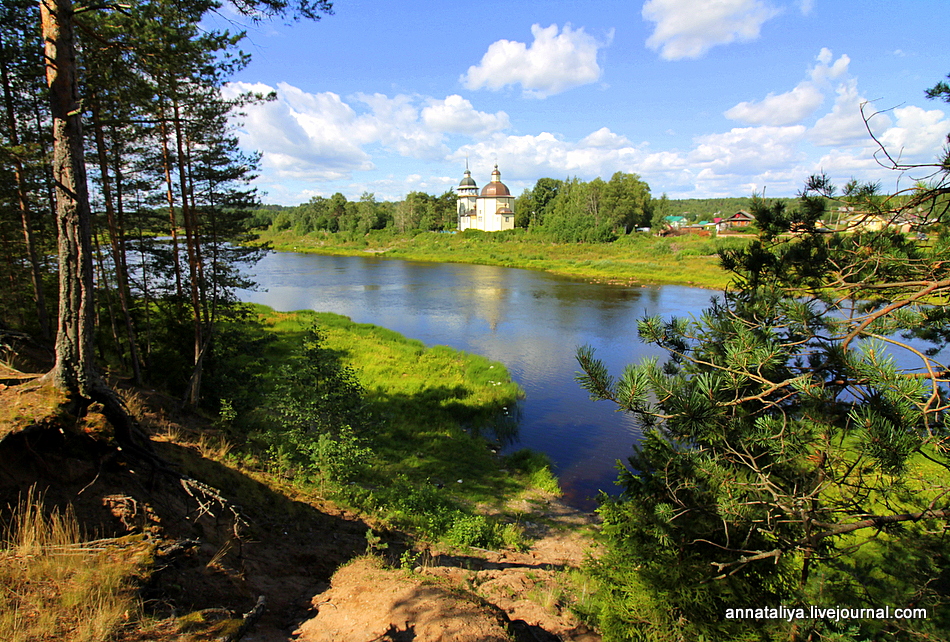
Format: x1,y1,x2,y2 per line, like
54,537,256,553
459,168,477,188
480,164,510,196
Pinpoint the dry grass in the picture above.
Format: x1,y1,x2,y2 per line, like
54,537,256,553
0,487,150,642
196,434,233,461
117,389,150,425
0,384,69,441
152,423,184,443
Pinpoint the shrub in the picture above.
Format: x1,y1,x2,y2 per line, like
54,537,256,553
445,513,495,548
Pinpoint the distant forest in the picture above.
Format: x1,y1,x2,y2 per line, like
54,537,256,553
664,196,796,222
252,176,800,240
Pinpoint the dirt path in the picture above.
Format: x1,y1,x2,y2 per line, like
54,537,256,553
292,492,601,642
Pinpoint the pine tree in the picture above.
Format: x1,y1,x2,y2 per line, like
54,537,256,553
577,80,950,642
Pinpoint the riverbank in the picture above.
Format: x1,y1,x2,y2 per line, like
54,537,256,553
254,228,743,290
0,305,598,641
247,305,560,523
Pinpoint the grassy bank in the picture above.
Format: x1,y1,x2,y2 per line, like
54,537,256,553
236,305,558,547
254,228,744,290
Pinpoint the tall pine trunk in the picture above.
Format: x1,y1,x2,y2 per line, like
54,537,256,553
41,0,96,397
172,95,205,406
158,106,184,306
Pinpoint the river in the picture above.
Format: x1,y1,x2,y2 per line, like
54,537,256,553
238,250,716,509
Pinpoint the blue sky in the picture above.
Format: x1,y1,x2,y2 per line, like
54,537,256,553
213,0,950,205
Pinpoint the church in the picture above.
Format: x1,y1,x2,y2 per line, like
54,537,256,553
456,164,516,232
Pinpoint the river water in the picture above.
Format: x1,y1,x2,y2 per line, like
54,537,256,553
238,250,716,509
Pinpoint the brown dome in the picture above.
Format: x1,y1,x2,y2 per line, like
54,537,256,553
481,182,510,197
480,163,510,196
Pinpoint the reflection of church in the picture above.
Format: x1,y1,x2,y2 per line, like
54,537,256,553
457,164,516,232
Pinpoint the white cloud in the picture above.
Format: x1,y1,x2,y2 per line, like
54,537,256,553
353,93,447,159
224,82,373,181
461,24,611,98
812,149,883,177
224,82,511,183
725,83,825,126
808,78,947,168
809,48,849,83
809,79,878,147
642,0,782,60
689,125,808,173
725,48,849,126
421,95,510,136
876,105,950,165
452,129,645,181
579,127,633,148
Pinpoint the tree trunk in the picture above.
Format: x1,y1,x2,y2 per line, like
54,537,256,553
93,224,122,360
0,225,27,328
31,91,58,237
158,106,184,305
173,96,204,406
41,0,97,397
91,98,143,384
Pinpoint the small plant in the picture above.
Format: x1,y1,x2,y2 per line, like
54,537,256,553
399,549,419,572
497,522,527,551
312,427,372,482
364,528,388,555
445,513,495,548
216,397,237,429
505,449,562,496
197,433,233,460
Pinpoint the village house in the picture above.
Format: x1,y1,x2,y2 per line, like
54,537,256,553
663,215,687,229
839,211,890,232
716,210,755,232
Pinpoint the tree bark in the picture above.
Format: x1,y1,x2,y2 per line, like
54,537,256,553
41,0,97,397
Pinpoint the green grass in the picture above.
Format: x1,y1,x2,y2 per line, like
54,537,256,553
247,305,556,547
253,228,745,290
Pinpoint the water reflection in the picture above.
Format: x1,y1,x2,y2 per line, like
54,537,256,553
239,251,715,510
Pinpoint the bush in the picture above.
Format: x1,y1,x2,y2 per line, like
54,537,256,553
262,322,372,480
445,513,495,548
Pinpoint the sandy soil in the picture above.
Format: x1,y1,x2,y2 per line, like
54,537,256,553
292,492,601,642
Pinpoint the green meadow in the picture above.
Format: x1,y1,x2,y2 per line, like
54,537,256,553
254,228,747,290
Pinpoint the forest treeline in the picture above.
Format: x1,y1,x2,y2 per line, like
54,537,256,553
255,171,656,243
0,0,334,406
253,179,804,244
